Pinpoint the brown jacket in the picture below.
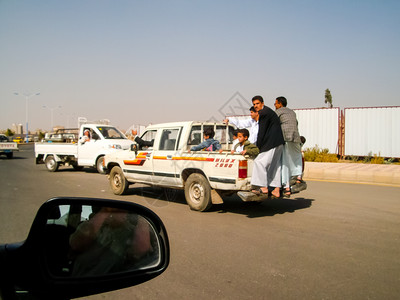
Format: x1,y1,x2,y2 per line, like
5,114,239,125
234,140,259,158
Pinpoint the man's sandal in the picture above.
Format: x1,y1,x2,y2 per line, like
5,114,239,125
282,189,291,198
251,188,269,195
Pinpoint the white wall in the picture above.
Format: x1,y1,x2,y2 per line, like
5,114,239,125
227,108,340,154
294,108,340,154
344,107,400,157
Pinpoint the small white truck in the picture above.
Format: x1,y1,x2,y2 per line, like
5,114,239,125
35,124,134,173
104,121,255,211
0,134,18,159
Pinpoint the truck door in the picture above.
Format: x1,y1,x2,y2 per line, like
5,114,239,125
77,127,102,166
151,127,182,187
122,130,157,184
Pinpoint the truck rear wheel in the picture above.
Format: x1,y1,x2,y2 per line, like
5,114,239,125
184,173,212,211
110,166,129,195
45,155,59,172
96,156,106,174
6,152,13,159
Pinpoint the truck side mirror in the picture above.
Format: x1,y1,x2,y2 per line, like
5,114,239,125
0,197,169,299
131,143,138,154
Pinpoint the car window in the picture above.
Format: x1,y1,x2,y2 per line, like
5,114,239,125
97,126,126,139
215,125,228,144
139,130,157,150
187,125,202,145
158,128,180,151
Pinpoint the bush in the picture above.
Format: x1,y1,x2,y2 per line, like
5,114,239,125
303,147,395,164
303,146,338,162
363,152,373,163
363,152,384,164
371,154,384,164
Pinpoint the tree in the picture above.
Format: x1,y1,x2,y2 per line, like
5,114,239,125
5,129,15,137
325,89,333,108
38,131,45,141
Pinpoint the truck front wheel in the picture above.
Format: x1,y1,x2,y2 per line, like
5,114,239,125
96,156,106,174
184,173,212,211
45,155,59,172
110,166,129,195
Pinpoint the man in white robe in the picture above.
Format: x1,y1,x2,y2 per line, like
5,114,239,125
224,107,259,144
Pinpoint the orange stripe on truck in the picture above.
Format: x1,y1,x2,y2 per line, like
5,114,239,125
124,152,148,166
153,156,215,162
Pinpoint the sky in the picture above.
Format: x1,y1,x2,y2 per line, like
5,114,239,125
0,0,399,132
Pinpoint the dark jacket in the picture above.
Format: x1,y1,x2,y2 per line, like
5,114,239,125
134,136,153,148
256,106,285,153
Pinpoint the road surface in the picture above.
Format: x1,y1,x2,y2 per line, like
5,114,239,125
1,145,399,299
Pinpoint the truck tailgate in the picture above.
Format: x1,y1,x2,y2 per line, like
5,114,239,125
0,143,18,150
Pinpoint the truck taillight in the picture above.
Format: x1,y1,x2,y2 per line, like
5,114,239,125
238,160,247,179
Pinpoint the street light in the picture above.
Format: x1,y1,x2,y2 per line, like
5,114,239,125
60,112,77,128
14,92,40,143
42,105,62,131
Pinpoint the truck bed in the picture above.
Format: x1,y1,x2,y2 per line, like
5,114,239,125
34,142,78,156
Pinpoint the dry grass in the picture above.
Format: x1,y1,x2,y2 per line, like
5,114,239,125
303,146,338,162
304,148,396,164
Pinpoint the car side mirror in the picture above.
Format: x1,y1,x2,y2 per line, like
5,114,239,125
0,197,169,299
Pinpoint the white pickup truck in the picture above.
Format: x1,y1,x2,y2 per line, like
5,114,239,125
104,121,307,211
35,124,134,173
0,134,18,159
104,121,256,211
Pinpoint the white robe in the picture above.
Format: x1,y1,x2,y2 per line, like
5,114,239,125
281,141,303,188
228,117,259,144
251,144,283,188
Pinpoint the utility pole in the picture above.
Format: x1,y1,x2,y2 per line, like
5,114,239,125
14,92,40,143
43,105,62,131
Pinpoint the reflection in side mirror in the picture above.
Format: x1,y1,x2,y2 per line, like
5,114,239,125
45,205,161,278
0,197,169,299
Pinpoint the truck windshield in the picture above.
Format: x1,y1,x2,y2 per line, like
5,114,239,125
97,126,126,139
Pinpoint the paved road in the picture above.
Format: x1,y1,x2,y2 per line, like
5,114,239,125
1,145,399,299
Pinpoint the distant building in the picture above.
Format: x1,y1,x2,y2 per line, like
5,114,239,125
53,126,65,132
12,123,24,134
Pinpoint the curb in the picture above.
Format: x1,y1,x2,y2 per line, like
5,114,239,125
303,162,400,187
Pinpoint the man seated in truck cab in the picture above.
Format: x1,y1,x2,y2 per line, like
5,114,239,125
80,129,91,144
